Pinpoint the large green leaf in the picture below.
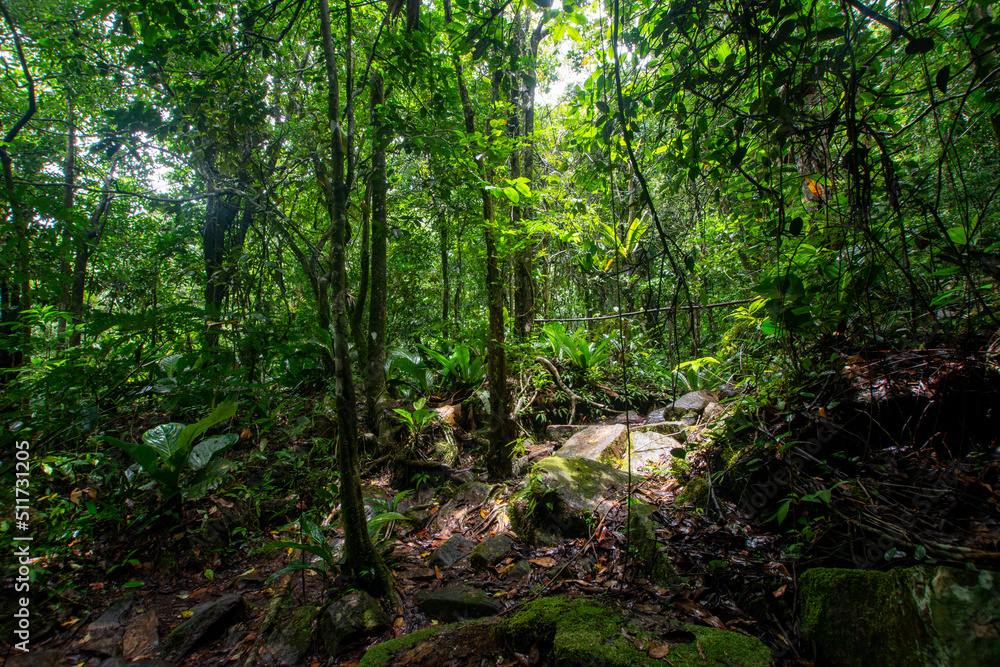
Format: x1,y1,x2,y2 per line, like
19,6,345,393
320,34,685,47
188,433,238,471
176,402,237,455
107,436,169,485
141,423,186,464
184,458,235,499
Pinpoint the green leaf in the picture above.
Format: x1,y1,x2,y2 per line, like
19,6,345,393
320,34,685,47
264,559,328,584
264,540,335,565
122,580,145,588
188,433,238,471
184,459,235,499
946,227,969,245
107,436,161,480
141,423,186,464
176,402,237,455
905,37,935,54
816,26,843,42
935,65,950,94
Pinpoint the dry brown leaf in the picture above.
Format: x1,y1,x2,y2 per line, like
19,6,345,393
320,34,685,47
703,615,727,629
697,640,706,660
648,642,670,659
530,557,556,568
434,565,442,580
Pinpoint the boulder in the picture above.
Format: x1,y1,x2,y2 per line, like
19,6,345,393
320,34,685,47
470,533,514,569
415,585,502,622
510,456,631,542
161,594,249,662
79,593,135,656
554,425,628,463
627,503,674,583
427,533,474,568
319,591,389,657
799,566,1000,666
668,390,719,415
259,603,321,665
621,431,685,473
637,420,688,440
122,610,159,660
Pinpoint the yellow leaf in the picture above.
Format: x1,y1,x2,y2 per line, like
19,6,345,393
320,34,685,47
805,177,822,198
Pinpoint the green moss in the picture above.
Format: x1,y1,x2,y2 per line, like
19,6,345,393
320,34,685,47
627,503,675,584
498,596,770,666
798,568,928,667
358,624,455,667
675,476,709,507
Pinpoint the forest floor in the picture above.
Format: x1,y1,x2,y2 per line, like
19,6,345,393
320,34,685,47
5,342,1000,667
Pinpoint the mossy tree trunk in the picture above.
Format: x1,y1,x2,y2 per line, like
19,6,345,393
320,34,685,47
449,16,516,478
318,0,392,597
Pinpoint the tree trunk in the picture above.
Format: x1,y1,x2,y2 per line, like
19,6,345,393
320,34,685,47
438,211,449,337
319,0,392,597
69,185,113,347
0,0,36,381
365,68,389,421
451,47,516,479
350,179,371,363
58,95,76,337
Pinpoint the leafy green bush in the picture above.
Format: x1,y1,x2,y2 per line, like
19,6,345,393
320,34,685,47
542,323,610,372
107,402,239,501
418,342,486,391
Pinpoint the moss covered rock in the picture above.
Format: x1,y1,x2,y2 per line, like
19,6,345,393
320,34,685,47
799,566,1000,666
627,503,675,583
359,595,770,667
675,476,709,508
320,590,390,657
511,456,631,543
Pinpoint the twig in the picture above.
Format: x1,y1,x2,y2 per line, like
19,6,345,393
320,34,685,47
535,357,622,421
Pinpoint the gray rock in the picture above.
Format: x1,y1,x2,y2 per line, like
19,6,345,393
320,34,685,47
506,560,532,580
161,593,249,662
122,610,159,660
259,604,321,665
667,390,718,415
799,566,1000,667
452,481,493,506
7,651,63,667
79,592,135,656
97,659,129,667
319,591,389,657
619,431,684,473
427,533,474,568
554,425,628,463
510,456,631,541
470,534,514,569
416,586,502,622
90,593,135,630
637,420,687,441
606,410,643,425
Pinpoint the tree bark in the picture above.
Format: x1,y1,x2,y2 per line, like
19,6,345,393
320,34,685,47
0,0,36,380
451,45,516,479
365,68,389,420
319,0,393,597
